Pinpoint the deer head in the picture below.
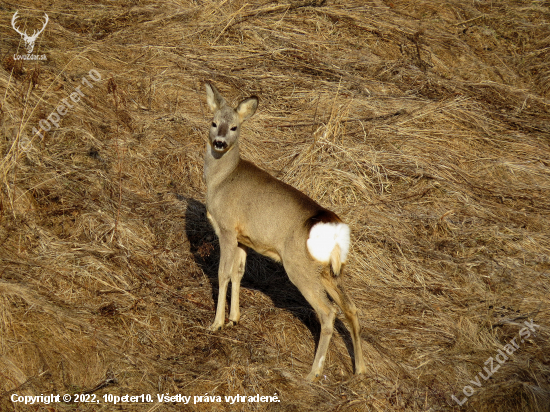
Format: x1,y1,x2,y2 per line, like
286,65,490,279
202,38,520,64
12,11,49,54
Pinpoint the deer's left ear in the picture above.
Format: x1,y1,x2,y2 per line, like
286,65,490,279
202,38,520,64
236,97,258,122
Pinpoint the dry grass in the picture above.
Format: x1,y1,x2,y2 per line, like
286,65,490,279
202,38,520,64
1,0,550,411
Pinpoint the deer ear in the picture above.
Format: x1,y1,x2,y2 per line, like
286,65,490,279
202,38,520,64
205,82,226,113
236,96,258,122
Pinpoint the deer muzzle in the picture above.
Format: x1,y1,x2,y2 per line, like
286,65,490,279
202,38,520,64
213,138,228,151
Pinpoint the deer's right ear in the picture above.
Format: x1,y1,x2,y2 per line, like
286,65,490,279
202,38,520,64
205,82,225,113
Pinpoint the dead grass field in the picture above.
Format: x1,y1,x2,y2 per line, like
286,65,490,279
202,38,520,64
1,0,550,411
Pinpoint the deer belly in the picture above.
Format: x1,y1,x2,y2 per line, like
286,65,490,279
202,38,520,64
236,230,282,262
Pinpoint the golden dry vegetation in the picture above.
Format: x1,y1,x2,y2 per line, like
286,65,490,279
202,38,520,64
1,0,549,411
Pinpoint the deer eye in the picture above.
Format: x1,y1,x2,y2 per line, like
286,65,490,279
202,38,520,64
230,126,237,131
212,122,217,128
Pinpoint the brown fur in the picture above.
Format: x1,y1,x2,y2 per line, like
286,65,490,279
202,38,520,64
203,82,366,381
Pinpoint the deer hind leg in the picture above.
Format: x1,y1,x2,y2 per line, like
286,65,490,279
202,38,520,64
208,232,244,331
285,262,337,381
322,276,366,375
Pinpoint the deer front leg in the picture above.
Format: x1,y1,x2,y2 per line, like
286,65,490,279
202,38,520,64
208,231,240,331
227,244,247,327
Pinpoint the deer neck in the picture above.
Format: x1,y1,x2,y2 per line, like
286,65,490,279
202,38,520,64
204,139,241,189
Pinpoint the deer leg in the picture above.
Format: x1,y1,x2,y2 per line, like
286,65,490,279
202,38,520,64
322,278,366,375
208,231,239,331
304,288,336,382
285,263,336,381
227,244,247,327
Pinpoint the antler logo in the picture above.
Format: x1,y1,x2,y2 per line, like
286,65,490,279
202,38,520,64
11,11,49,54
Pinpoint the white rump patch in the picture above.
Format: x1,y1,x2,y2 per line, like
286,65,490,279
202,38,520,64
307,222,350,264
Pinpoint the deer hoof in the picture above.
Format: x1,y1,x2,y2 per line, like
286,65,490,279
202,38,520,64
306,371,321,382
207,322,223,331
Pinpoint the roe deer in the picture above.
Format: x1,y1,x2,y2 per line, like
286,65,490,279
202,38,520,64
203,82,366,381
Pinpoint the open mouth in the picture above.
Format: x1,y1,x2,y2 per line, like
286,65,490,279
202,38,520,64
213,139,228,151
